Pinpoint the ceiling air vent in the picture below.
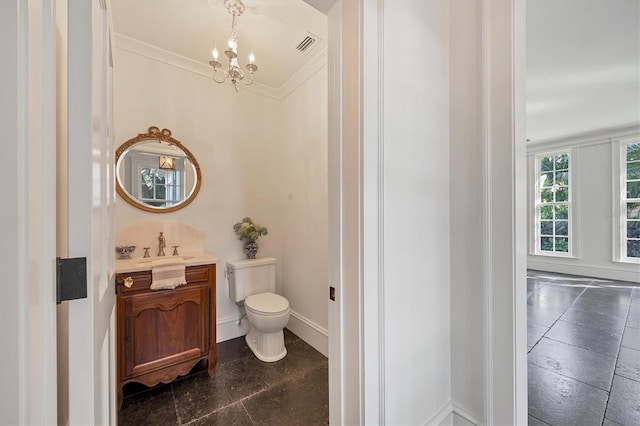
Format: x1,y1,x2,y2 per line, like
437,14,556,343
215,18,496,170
294,33,319,53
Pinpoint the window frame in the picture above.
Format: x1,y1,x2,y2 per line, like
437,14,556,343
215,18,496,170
531,149,577,257
615,138,640,264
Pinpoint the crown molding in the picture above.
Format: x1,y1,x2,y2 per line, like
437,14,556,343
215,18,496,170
113,33,328,102
275,47,328,100
113,33,279,100
527,122,640,153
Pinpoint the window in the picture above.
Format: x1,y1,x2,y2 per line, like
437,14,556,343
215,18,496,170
535,152,571,255
622,142,640,260
122,151,186,208
139,167,184,208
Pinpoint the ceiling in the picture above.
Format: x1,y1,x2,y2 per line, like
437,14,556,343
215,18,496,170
110,0,328,90
527,0,639,142
112,0,638,140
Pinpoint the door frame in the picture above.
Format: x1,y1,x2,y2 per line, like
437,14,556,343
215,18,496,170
0,1,58,424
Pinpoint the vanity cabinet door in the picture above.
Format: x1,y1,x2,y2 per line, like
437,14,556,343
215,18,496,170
120,283,209,382
116,263,216,392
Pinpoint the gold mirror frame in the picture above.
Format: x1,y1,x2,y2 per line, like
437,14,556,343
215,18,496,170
115,126,202,213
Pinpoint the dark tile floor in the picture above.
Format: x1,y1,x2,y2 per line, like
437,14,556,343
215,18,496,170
527,270,640,426
119,329,328,426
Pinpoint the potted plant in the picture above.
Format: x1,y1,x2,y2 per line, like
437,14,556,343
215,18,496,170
233,217,268,259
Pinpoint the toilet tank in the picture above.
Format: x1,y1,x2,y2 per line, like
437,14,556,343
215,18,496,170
227,257,277,303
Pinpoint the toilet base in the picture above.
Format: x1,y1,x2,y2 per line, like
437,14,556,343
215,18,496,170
245,329,287,362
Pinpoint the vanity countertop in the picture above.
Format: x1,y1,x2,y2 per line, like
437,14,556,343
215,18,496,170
115,252,219,274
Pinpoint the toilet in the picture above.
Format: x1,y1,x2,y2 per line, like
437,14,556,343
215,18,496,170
227,257,290,362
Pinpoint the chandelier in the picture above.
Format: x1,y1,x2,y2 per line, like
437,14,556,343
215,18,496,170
209,0,258,91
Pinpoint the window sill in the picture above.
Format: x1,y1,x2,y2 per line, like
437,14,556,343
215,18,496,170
611,259,640,266
528,253,580,260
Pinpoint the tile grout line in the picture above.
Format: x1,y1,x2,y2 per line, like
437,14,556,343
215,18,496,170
527,361,613,394
599,296,632,426
528,412,551,426
527,277,586,353
179,381,274,425
171,384,183,426
533,281,591,347
240,400,256,425
540,334,621,359
178,364,326,426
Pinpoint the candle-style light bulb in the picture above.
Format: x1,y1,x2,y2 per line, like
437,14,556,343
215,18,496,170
212,47,219,60
249,52,255,64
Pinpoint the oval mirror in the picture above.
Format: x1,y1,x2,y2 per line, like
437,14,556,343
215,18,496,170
115,126,202,213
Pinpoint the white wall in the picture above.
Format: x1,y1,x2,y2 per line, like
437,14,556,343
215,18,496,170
449,0,485,422
279,65,329,352
382,1,451,423
113,44,330,349
527,127,640,282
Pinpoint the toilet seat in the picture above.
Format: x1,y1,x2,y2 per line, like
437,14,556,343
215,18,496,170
245,292,289,316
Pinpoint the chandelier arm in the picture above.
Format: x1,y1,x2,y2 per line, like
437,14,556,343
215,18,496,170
241,73,255,86
212,72,226,84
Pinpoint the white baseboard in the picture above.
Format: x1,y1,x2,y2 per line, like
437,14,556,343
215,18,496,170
527,259,640,283
216,315,248,343
215,310,329,359
286,310,328,357
451,402,481,426
425,400,481,426
425,401,453,425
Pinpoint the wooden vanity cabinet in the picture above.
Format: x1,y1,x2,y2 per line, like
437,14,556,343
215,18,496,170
116,264,216,393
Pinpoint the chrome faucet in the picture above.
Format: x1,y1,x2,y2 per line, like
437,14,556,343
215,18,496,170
158,232,166,256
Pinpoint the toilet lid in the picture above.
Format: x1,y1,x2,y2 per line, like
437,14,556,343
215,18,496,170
245,292,289,314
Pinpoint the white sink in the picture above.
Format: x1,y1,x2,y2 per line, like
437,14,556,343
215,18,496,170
135,255,195,266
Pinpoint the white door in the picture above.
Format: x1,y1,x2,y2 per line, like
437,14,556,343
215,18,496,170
66,0,116,424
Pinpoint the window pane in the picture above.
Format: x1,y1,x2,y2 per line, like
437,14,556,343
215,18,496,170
540,221,553,235
541,187,553,203
555,187,569,202
556,154,569,170
541,157,554,172
627,240,640,258
628,181,640,200
555,220,568,236
628,221,640,238
540,172,553,186
628,202,640,219
628,162,640,180
541,205,554,220
555,171,569,186
555,204,568,220
555,237,569,252
541,237,553,251
627,143,640,162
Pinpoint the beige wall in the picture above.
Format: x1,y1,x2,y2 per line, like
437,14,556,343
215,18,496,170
113,46,328,349
280,64,329,350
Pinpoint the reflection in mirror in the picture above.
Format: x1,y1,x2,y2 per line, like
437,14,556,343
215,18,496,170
115,127,201,213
